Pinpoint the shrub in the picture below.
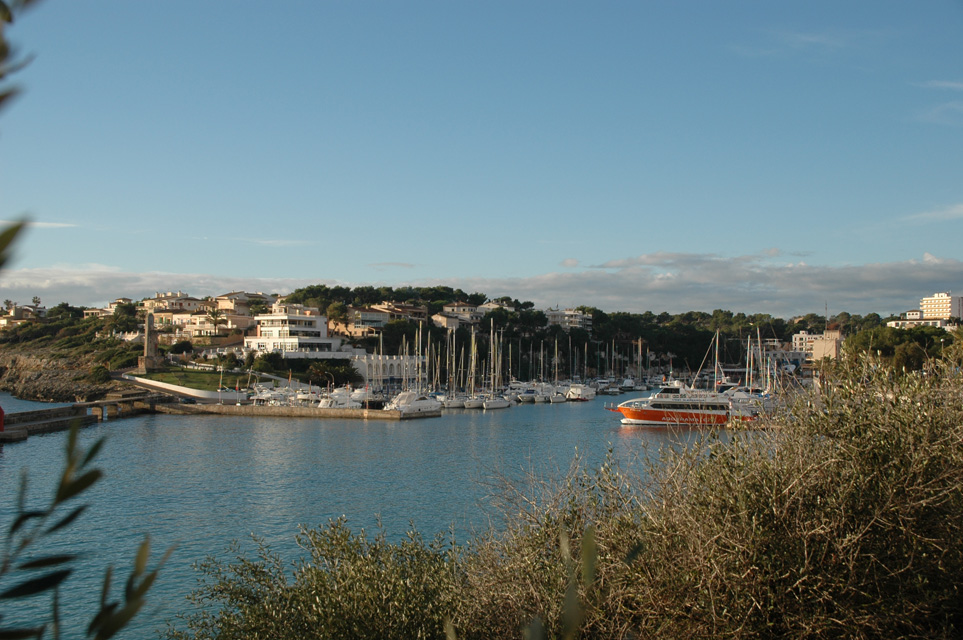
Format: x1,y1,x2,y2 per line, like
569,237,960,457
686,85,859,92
170,340,193,355
167,521,460,640
88,364,111,383
167,355,963,639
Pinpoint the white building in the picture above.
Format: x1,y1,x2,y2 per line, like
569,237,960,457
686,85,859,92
350,353,429,391
142,291,210,314
887,319,950,329
244,302,363,358
478,300,516,314
83,298,134,319
792,329,843,361
919,292,963,320
431,313,462,331
442,302,482,324
544,307,593,332
215,291,278,316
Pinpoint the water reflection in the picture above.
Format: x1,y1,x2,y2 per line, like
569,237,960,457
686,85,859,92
0,397,717,638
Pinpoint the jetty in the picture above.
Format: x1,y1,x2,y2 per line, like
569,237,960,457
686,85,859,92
0,389,437,444
152,402,428,420
0,405,98,442
0,390,165,443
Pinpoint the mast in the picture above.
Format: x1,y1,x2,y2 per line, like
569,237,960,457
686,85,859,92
714,330,720,388
468,329,477,397
489,319,495,398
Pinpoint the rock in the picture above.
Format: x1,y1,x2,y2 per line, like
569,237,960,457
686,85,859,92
0,347,134,403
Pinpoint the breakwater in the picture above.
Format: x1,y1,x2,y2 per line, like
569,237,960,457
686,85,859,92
0,405,98,442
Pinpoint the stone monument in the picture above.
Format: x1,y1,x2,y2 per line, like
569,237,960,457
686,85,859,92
136,312,162,373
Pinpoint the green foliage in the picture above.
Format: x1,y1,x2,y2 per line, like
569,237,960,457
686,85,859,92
170,340,193,355
0,425,170,639
108,304,138,334
87,365,111,384
251,351,285,373
96,343,141,370
284,284,505,320
169,356,963,639
168,522,459,640
205,308,224,334
325,301,347,324
846,324,946,370
306,361,362,388
1,314,96,347
46,302,84,320
247,354,361,386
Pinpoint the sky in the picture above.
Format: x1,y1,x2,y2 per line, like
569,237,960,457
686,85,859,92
1,1,962,319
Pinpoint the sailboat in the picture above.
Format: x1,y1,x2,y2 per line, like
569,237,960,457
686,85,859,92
442,329,467,408
483,320,510,410
549,339,568,403
463,329,485,409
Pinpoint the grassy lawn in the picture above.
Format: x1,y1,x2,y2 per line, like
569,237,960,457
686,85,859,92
138,368,258,392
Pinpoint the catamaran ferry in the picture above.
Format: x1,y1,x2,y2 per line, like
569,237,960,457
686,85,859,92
606,383,760,426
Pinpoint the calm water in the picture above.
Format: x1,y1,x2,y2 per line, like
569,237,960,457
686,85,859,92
0,391,685,638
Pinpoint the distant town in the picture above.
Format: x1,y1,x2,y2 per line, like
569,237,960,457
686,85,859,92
1,287,959,386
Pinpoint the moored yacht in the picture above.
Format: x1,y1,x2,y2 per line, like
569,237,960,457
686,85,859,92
318,388,362,409
383,391,442,416
566,383,596,402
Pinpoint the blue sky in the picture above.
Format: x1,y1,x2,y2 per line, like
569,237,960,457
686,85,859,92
1,1,962,318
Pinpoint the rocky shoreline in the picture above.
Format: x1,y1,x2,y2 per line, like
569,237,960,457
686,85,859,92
0,349,132,403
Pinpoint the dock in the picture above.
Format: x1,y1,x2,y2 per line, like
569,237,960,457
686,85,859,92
0,390,438,444
0,405,98,442
152,402,437,420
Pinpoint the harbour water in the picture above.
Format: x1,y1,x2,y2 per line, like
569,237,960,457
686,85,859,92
0,390,685,638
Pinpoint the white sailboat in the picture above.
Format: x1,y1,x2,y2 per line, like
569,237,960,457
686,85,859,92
483,320,510,410
463,329,485,409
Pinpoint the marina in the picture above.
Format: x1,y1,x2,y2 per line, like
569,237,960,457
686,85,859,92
0,389,695,639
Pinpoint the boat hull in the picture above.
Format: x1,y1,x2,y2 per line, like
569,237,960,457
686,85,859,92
608,396,755,427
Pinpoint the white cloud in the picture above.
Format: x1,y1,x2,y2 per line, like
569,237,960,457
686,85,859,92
3,252,961,318
917,102,963,127
903,203,963,223
735,27,886,59
0,266,319,308
417,252,963,317
0,220,79,229
235,238,315,247
919,80,963,91
560,258,579,268
779,31,848,51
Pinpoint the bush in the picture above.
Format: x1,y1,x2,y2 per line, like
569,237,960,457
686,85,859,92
88,364,111,383
167,355,963,639
171,340,194,354
168,522,460,640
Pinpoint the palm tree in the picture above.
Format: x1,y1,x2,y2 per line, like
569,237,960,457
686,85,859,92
206,307,225,336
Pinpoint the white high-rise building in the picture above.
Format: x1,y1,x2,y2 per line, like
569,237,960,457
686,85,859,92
919,292,963,320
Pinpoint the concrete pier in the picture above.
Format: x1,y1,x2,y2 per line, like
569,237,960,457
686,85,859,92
152,402,439,420
0,405,98,443
0,390,439,445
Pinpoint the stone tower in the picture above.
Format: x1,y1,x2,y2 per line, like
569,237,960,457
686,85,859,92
136,312,162,373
